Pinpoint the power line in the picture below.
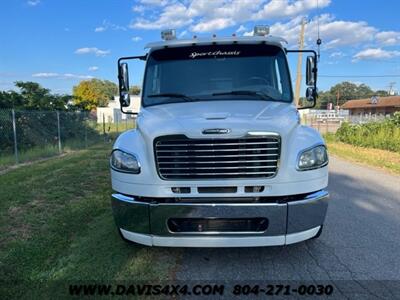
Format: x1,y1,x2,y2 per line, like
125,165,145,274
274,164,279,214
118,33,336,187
319,74,400,78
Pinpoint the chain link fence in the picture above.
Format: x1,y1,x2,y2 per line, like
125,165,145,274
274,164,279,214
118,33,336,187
302,111,393,134
0,109,135,171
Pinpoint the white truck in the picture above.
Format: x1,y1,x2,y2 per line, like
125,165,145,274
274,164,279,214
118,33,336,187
110,26,329,247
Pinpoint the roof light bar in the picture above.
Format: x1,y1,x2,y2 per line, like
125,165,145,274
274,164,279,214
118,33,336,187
161,29,176,41
253,25,270,36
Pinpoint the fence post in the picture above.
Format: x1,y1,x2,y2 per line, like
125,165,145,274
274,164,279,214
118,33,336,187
102,113,106,141
84,115,88,149
56,111,62,154
11,109,19,164
102,113,105,135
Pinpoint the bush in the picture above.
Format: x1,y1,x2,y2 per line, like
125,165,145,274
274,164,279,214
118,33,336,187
335,112,400,152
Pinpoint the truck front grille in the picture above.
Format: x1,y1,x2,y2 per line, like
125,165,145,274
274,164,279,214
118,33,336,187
154,135,280,180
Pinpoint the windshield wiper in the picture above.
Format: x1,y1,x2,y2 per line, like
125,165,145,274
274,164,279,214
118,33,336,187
147,93,195,102
212,90,275,100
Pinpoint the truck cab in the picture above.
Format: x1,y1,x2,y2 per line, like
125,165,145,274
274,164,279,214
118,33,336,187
110,26,329,247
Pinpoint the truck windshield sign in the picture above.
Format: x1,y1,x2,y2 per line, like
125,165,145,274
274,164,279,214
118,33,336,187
189,50,241,59
150,44,281,60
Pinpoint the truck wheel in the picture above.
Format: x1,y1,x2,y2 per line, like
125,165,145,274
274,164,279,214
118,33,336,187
312,225,324,239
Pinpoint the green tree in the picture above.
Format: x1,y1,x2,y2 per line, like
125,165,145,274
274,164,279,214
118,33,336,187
73,79,118,110
129,85,141,95
316,81,379,109
0,81,70,110
375,90,389,97
0,90,23,108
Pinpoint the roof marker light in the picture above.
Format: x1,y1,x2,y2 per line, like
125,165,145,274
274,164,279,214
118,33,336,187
161,29,176,41
253,25,270,36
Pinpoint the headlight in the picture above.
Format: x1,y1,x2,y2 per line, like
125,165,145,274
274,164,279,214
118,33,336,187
110,150,140,174
297,145,328,171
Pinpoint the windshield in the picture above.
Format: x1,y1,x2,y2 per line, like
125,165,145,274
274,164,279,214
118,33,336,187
142,44,293,107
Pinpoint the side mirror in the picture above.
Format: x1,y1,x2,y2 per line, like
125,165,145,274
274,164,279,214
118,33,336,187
306,87,317,101
306,56,316,86
299,87,317,109
118,63,130,107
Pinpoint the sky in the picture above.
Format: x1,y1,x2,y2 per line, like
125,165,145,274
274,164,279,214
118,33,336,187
1,0,400,95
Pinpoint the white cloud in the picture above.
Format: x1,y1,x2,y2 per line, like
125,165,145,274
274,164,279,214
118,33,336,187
128,0,400,60
236,25,247,33
75,47,110,57
329,51,345,58
132,36,143,42
270,14,380,49
94,20,126,32
27,0,40,6
191,18,235,33
32,73,94,79
88,66,99,71
32,73,59,78
139,0,169,6
95,26,106,32
375,31,400,46
130,0,328,33
131,2,193,29
63,73,94,79
353,48,400,61
132,5,146,13
253,0,330,20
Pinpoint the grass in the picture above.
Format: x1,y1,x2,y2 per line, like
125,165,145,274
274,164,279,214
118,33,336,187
0,145,59,170
0,138,101,171
324,133,400,175
0,120,134,171
96,121,136,135
0,143,180,299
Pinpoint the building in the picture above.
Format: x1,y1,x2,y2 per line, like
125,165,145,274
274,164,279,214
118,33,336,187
341,96,400,116
97,95,140,123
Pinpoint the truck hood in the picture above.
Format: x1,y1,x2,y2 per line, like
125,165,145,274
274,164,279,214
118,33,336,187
137,100,299,139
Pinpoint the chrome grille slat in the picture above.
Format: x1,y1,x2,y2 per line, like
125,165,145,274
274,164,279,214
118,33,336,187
158,159,278,164
156,148,278,153
157,153,278,158
156,141,278,147
155,138,277,143
154,135,280,180
162,172,276,176
160,166,277,170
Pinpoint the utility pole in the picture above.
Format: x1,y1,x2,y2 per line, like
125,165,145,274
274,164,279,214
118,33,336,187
336,90,340,108
388,82,396,95
294,17,307,106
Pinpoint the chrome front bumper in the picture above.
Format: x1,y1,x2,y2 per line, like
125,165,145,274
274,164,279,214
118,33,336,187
111,190,329,247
